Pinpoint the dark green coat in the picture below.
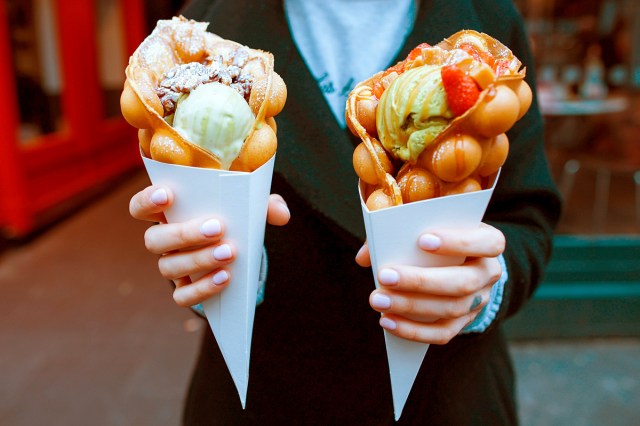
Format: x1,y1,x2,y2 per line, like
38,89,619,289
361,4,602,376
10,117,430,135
181,1,561,424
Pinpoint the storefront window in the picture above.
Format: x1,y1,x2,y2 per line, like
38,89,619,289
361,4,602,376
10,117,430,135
95,0,126,119
516,0,640,235
8,0,64,142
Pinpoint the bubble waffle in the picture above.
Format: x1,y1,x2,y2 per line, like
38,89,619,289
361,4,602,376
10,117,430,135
346,30,531,210
120,16,287,171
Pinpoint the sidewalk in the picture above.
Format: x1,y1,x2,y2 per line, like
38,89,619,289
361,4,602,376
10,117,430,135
0,171,638,426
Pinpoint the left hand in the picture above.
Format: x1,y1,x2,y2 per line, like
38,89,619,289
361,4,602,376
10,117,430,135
130,187,290,307
356,223,505,344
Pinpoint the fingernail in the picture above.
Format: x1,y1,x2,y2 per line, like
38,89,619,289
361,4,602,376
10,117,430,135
379,268,399,286
371,293,391,309
380,317,397,331
201,219,222,237
418,233,441,250
213,244,232,261
276,200,290,219
151,188,168,205
356,245,366,258
212,270,229,286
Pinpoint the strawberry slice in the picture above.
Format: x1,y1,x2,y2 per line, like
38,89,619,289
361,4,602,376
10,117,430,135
493,59,511,76
372,43,432,99
441,64,481,116
458,43,495,68
373,62,405,99
405,42,431,63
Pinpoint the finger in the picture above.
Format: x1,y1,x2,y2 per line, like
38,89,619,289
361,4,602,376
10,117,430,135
418,223,505,258
129,186,173,222
369,285,491,322
378,310,482,345
145,216,225,254
172,269,230,307
355,242,371,267
158,242,235,280
377,257,502,297
267,194,290,226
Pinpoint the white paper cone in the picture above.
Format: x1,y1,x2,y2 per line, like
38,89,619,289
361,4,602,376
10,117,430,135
359,172,499,420
142,154,276,408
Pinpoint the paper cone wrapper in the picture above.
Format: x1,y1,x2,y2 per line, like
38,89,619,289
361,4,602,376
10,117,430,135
142,154,276,408
359,172,500,420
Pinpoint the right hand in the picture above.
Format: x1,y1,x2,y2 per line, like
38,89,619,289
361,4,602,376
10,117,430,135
129,186,290,307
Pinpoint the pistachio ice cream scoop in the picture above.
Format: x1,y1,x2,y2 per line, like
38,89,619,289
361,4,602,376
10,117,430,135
173,83,255,170
376,65,453,163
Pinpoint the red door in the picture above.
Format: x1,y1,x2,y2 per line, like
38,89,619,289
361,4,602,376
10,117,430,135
0,0,146,237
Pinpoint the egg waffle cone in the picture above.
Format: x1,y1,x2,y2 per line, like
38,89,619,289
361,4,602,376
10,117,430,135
121,16,286,171
346,30,531,209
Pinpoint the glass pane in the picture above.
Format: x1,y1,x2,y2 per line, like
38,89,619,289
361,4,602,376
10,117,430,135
8,0,64,141
95,0,126,118
516,0,640,236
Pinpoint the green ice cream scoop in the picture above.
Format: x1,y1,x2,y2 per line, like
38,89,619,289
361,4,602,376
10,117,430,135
376,65,454,162
173,82,255,169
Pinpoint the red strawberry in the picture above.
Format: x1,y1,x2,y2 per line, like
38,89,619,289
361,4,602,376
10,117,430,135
441,64,481,116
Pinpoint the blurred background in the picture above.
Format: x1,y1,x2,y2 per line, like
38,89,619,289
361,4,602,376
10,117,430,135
0,0,638,425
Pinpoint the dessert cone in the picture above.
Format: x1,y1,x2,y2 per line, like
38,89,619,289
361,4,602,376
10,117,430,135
121,16,287,407
359,172,499,419
347,31,531,419
143,154,275,407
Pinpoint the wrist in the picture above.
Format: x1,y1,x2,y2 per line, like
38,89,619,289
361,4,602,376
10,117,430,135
460,254,507,334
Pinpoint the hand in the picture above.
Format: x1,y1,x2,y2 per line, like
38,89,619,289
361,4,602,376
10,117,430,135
129,186,290,307
356,223,504,344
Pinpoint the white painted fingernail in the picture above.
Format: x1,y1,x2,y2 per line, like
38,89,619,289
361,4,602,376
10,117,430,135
379,269,399,286
201,219,221,237
380,317,397,330
212,270,229,286
371,293,391,309
276,200,290,219
213,244,232,261
151,189,168,205
418,233,441,250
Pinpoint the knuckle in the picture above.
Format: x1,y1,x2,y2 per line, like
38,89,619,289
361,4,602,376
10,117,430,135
192,249,213,271
460,236,473,251
489,260,502,284
444,328,457,342
176,223,192,245
434,328,455,345
403,327,419,343
157,257,175,280
190,281,208,303
173,289,189,307
399,296,416,315
495,232,506,254
128,197,138,218
201,279,220,298
459,278,477,295
445,299,466,318
415,272,431,292
157,257,168,277
192,277,221,303
129,193,144,218
144,228,159,253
